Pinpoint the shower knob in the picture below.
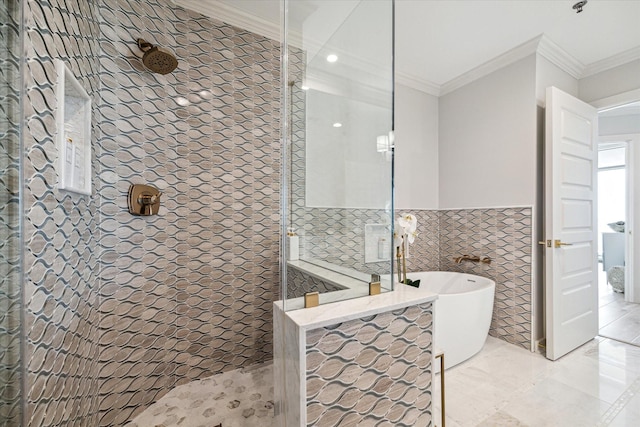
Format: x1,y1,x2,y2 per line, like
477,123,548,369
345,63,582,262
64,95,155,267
128,184,162,216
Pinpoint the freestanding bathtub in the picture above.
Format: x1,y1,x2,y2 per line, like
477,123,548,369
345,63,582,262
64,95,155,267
408,271,495,371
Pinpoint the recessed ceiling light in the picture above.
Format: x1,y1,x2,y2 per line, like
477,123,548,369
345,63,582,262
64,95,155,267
326,54,338,63
333,122,342,128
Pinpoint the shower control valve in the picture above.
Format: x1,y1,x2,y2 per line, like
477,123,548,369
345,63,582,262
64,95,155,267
128,184,162,216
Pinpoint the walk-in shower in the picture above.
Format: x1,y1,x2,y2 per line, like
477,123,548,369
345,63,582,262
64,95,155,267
2,0,393,425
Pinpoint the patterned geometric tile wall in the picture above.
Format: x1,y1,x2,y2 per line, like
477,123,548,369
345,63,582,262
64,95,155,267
0,1,23,425
438,207,533,349
19,0,281,425
400,209,440,274
306,303,434,426
96,0,280,424
22,1,102,426
286,208,437,289
286,266,346,299
298,207,393,275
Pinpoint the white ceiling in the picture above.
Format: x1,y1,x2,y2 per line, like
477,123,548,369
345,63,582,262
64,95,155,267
395,0,640,85
176,0,640,92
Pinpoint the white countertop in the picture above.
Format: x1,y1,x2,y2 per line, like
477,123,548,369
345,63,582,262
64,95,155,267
274,282,437,330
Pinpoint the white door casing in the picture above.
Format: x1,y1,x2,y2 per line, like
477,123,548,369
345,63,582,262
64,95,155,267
545,86,599,361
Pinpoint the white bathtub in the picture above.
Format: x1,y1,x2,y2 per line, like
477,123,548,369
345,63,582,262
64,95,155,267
408,271,495,371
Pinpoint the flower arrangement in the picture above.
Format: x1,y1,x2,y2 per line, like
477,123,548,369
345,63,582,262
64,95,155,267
394,213,420,288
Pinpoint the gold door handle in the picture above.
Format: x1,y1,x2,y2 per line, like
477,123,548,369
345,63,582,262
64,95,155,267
554,240,573,248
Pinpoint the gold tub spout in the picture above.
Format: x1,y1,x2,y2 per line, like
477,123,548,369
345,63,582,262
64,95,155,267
453,255,480,264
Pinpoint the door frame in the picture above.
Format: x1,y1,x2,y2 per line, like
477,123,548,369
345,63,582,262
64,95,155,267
591,89,640,303
596,135,638,301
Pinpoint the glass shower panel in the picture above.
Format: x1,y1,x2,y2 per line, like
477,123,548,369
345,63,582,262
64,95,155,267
0,0,23,425
283,0,394,309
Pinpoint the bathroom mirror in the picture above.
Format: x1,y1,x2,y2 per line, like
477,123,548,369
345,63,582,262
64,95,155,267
283,0,394,309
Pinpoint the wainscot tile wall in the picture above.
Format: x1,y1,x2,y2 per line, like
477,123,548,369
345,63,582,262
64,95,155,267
438,207,533,349
286,205,533,351
21,0,281,425
411,207,534,350
286,266,346,299
298,207,393,276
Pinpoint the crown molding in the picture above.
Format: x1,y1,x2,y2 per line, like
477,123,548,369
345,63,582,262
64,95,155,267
173,0,281,42
581,46,640,78
395,72,440,96
171,2,640,97
536,35,584,78
439,36,542,96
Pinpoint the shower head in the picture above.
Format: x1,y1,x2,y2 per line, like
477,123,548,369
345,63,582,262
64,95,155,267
137,38,178,75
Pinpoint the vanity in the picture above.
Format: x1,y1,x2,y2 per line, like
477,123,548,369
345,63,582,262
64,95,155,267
273,285,437,426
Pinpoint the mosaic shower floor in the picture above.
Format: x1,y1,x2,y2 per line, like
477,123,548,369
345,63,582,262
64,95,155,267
125,363,274,427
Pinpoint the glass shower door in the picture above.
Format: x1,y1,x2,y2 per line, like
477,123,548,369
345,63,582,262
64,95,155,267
282,0,395,310
0,0,23,425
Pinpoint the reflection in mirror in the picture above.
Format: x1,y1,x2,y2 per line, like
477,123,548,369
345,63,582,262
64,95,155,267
283,0,394,309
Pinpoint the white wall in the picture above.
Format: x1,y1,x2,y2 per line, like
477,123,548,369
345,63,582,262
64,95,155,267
394,84,439,209
600,114,640,136
305,90,392,208
579,59,640,103
536,55,579,104
439,54,538,209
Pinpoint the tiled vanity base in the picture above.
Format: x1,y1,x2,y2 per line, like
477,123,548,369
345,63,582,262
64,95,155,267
274,288,436,426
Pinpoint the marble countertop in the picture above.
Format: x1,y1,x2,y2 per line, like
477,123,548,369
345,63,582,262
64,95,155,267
274,281,437,330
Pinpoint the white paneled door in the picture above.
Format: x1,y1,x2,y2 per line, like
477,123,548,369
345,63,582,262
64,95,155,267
544,86,599,361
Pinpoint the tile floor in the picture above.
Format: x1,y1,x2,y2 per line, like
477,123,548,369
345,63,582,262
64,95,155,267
599,268,640,345
433,336,640,427
125,363,274,427
128,334,640,427
128,271,640,427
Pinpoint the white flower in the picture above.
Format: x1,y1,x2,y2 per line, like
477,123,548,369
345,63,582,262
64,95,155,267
394,213,419,249
398,213,417,234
